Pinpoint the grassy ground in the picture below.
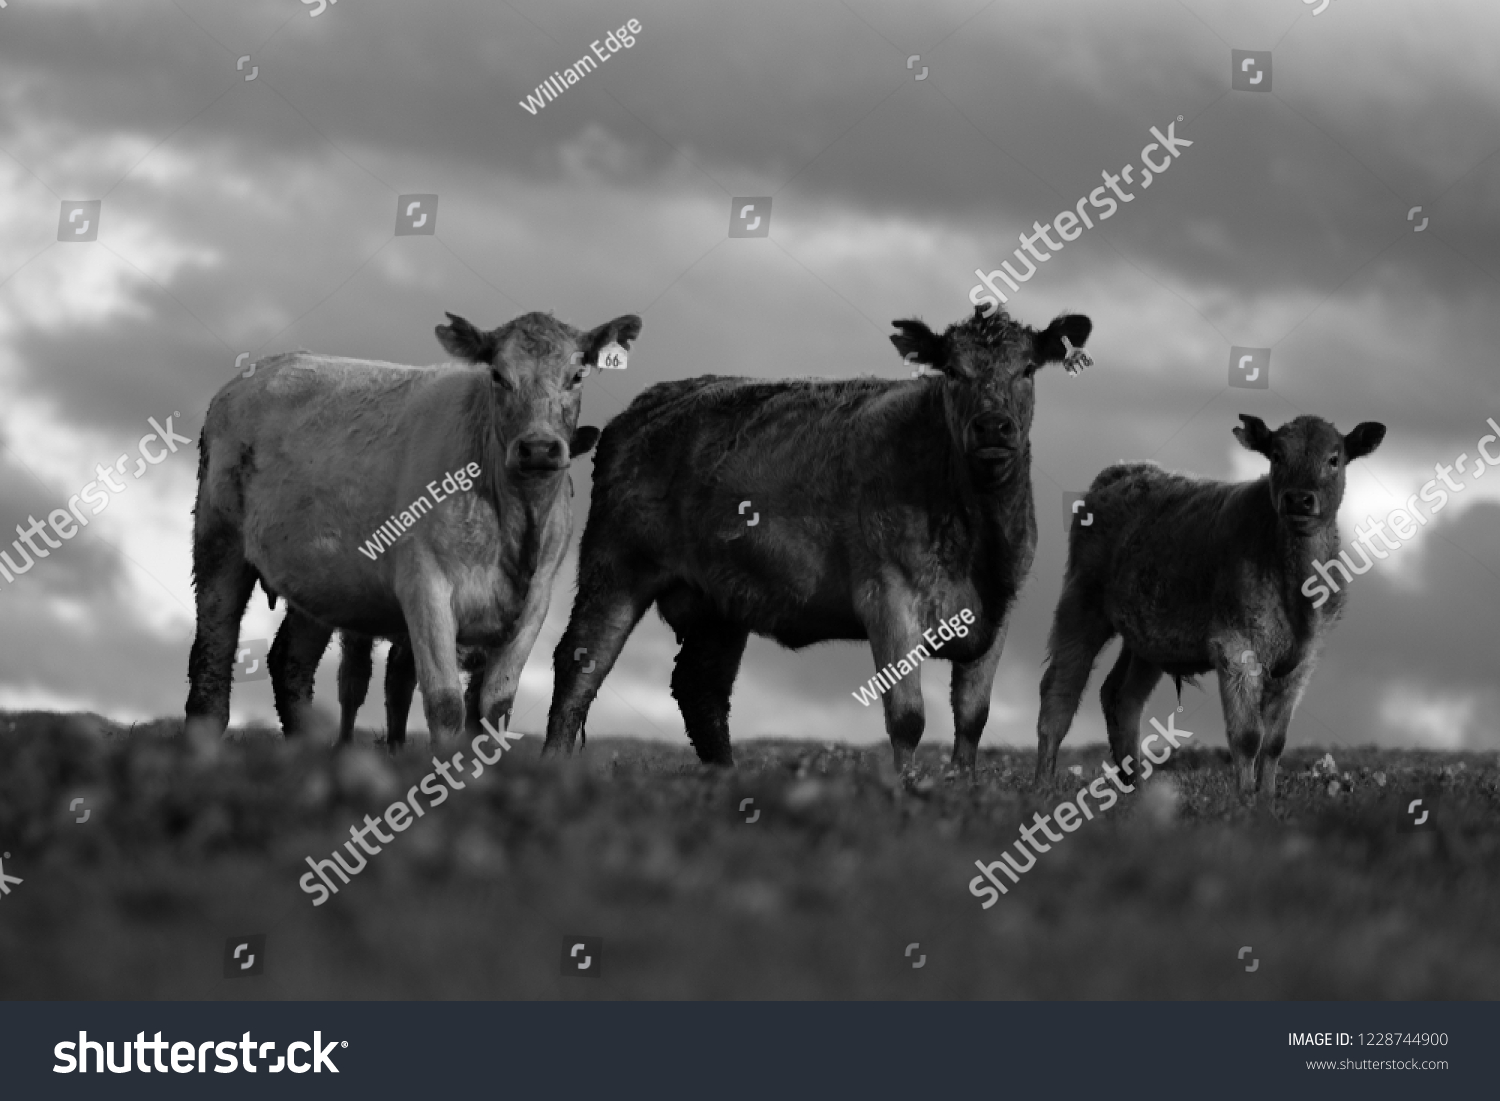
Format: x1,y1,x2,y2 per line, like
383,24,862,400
1,709,1497,999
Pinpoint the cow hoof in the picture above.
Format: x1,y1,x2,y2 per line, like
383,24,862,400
693,747,734,768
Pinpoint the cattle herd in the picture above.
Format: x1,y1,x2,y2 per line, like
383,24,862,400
184,303,1383,800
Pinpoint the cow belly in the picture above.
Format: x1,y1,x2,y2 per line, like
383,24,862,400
685,542,865,644
1115,610,1212,668
690,580,866,645
256,555,405,634
765,605,868,648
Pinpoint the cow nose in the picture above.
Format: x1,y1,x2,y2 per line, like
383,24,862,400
971,414,1017,452
516,434,566,468
1281,489,1319,517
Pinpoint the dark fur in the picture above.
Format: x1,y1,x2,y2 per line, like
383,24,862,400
1034,414,1385,798
542,306,1093,770
330,632,489,744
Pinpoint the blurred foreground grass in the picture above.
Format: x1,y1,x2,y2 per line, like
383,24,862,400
1,709,1497,998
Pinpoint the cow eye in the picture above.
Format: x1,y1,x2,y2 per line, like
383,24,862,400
1328,452,1340,468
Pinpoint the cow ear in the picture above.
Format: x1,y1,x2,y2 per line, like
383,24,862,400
1233,414,1275,457
435,312,499,363
889,319,949,374
1034,314,1093,365
570,425,601,457
581,314,643,365
1344,421,1386,461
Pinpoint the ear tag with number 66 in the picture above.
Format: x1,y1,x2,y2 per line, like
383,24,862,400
596,342,628,370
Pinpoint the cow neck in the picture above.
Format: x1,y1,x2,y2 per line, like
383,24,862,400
915,383,1031,596
965,449,1032,609
1247,476,1344,648
496,483,548,605
467,380,555,608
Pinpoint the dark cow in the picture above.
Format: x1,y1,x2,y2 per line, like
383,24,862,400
334,632,415,742
1034,413,1385,798
184,310,639,743
329,631,487,744
541,305,1094,771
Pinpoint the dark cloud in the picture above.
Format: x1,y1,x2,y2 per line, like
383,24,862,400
1,0,1497,746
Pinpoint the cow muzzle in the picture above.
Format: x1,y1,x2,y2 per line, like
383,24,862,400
1280,489,1323,531
967,414,1021,463
513,433,569,475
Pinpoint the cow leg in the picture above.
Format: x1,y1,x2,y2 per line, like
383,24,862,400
402,586,465,743
336,632,374,743
1099,646,1132,765
1034,583,1115,784
877,651,926,775
475,514,573,743
268,607,333,738
1214,640,1266,796
1255,661,1314,801
949,610,1011,772
462,650,487,739
384,636,417,747
670,623,748,768
859,587,933,774
1103,650,1162,781
545,578,656,757
183,522,257,742
656,584,746,766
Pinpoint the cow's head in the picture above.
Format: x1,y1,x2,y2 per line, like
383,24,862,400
890,306,1092,483
435,310,640,483
1233,414,1385,535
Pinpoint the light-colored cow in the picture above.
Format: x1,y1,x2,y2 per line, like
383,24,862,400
184,310,639,743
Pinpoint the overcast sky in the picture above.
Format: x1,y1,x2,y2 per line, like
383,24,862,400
1,0,1497,754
